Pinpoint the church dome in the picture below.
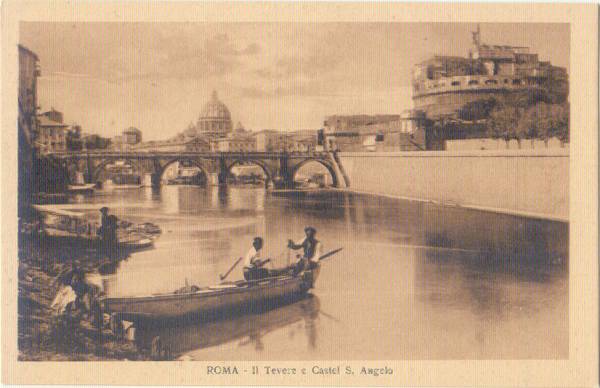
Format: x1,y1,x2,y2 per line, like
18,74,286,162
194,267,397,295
197,90,233,135
200,91,231,120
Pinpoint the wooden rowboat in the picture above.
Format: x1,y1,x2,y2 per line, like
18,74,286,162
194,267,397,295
100,265,320,323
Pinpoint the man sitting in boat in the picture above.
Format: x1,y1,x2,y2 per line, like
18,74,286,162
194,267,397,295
287,226,322,275
243,237,271,281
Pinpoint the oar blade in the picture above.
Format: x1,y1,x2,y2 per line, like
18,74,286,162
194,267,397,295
318,247,343,261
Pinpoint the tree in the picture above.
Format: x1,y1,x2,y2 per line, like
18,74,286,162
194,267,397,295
518,102,550,147
66,124,83,151
458,98,498,121
84,134,112,150
549,103,569,144
487,104,523,147
517,102,570,147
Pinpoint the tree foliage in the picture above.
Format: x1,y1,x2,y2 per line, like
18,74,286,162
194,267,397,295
487,102,569,144
83,135,112,150
66,125,83,151
457,98,498,121
487,105,524,141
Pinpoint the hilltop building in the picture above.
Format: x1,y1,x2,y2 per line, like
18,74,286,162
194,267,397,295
412,25,568,119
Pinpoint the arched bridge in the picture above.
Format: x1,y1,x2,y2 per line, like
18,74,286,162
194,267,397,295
47,151,349,189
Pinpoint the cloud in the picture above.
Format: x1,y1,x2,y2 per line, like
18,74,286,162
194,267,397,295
253,52,341,83
96,33,262,84
240,43,261,55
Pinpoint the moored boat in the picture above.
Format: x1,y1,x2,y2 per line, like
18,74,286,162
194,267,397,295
100,265,321,323
67,183,97,193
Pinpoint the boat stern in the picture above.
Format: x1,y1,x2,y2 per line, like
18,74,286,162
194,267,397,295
302,264,321,289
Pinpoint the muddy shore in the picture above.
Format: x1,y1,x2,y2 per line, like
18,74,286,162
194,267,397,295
18,233,152,361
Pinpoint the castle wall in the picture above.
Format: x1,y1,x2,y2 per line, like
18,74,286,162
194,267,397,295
413,88,535,118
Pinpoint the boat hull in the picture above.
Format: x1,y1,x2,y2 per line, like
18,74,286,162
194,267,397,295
101,269,319,323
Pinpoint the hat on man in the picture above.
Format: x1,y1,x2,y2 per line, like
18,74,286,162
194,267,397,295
304,226,316,234
99,207,109,214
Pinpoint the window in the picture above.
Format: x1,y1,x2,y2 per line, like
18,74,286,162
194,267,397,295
485,79,498,85
504,79,509,84
468,80,479,85
451,81,461,86
512,79,522,85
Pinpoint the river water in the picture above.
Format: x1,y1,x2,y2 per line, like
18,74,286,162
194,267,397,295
72,186,568,360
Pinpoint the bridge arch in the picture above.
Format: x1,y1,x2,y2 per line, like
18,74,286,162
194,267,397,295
226,159,273,188
157,158,210,185
290,158,339,188
92,158,145,183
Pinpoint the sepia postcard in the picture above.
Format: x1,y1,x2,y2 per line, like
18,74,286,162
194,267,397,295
1,1,598,387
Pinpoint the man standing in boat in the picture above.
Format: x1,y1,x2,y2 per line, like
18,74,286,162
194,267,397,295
243,237,270,281
287,226,322,274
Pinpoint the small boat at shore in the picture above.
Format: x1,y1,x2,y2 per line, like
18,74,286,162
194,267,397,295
67,183,97,193
32,204,160,252
100,265,321,323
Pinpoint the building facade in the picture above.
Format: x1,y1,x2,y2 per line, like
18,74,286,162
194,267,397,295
323,111,429,151
253,129,317,152
36,108,69,153
212,135,256,152
18,45,40,147
123,127,142,145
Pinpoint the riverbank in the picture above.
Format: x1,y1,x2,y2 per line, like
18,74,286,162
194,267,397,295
17,232,151,361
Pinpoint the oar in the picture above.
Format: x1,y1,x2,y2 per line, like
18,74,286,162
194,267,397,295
220,257,243,281
318,247,343,261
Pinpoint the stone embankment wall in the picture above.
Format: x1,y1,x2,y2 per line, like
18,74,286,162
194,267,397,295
337,149,569,221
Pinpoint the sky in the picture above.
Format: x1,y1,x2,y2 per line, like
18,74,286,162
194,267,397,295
20,22,569,140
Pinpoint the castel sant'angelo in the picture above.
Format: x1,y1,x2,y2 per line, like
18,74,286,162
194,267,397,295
411,25,569,119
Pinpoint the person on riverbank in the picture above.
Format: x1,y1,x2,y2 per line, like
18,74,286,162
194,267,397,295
287,226,322,274
97,207,118,258
242,237,270,281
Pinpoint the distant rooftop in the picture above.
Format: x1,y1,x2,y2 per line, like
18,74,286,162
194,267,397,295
37,116,68,128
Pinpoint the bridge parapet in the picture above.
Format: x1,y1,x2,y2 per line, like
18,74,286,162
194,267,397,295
47,150,331,160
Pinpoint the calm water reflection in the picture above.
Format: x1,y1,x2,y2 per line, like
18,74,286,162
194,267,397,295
73,186,568,359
